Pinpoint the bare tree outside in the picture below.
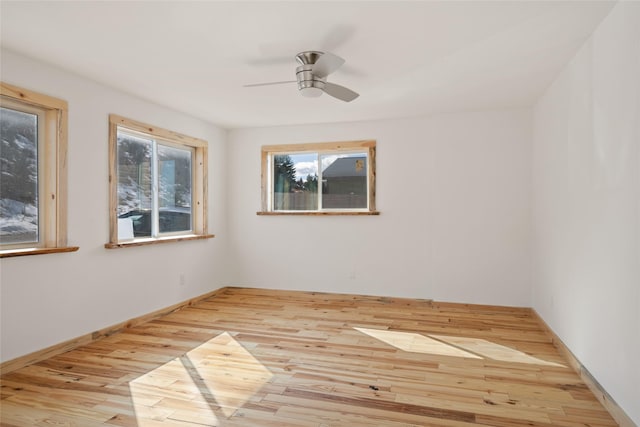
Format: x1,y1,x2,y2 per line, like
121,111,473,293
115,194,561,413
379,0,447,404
116,130,193,237
0,106,39,244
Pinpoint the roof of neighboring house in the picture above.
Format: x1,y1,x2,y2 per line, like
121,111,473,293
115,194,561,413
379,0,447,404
323,157,367,178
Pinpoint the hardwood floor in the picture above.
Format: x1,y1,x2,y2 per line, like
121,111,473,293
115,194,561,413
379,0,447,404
0,287,618,426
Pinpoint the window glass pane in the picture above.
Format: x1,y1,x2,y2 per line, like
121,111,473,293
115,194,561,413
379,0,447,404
273,153,318,211
0,106,38,244
117,132,152,238
321,153,367,209
158,144,192,233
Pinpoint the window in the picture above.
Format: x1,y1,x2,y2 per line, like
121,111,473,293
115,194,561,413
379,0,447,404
260,140,378,215
0,82,77,257
106,115,212,248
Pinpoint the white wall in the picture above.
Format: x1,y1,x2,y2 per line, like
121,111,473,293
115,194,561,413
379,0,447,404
0,49,231,363
532,2,640,424
228,110,532,306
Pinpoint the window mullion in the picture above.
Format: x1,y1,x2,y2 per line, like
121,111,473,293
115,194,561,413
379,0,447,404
151,140,159,238
317,152,323,210
365,152,370,211
37,110,46,247
42,108,61,247
267,154,273,211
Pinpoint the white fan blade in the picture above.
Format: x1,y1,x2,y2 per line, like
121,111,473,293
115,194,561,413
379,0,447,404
243,81,296,87
247,57,291,67
321,25,356,52
312,52,345,78
323,82,359,102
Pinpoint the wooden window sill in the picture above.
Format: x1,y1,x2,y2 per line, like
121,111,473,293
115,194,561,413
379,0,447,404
104,234,214,249
257,211,380,216
0,246,79,258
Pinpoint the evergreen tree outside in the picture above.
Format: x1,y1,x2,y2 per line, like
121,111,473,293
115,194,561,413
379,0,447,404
273,154,297,193
302,174,318,192
273,154,319,210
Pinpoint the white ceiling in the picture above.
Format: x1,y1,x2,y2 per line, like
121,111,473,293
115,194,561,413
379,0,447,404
1,1,615,129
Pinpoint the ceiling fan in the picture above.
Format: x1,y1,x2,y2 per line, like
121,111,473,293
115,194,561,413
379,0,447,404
244,51,359,102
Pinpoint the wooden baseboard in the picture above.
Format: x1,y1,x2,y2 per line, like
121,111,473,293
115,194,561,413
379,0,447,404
0,287,226,375
530,309,636,427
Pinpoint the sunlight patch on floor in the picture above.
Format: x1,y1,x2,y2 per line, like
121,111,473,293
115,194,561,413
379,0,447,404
430,334,565,367
129,332,273,425
354,327,481,359
355,327,564,367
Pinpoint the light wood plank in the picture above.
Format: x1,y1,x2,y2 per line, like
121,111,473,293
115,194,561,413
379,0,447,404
0,287,624,426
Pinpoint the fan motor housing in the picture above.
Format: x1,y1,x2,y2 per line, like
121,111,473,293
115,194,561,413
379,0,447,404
295,51,323,65
296,65,326,91
295,51,326,97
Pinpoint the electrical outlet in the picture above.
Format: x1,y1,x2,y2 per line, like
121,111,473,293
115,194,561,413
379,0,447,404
179,273,186,287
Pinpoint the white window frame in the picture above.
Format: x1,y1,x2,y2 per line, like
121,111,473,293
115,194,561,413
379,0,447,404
106,114,212,248
259,140,378,216
0,82,77,258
